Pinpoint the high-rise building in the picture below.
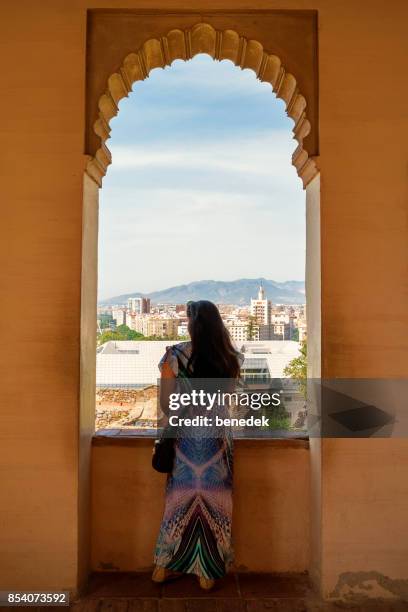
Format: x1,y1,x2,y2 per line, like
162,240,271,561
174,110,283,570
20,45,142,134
250,284,272,327
127,297,151,314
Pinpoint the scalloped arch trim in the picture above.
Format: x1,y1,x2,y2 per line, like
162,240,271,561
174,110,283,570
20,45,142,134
86,23,318,189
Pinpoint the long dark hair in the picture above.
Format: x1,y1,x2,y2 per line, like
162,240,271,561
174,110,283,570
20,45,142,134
186,300,240,378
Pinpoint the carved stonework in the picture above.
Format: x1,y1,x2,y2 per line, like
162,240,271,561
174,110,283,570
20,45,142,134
86,23,318,189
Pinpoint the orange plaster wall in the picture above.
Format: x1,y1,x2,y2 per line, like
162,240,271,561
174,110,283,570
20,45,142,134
316,0,408,599
0,2,87,593
317,0,408,378
322,438,408,600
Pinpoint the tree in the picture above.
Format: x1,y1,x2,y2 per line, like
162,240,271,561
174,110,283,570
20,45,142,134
97,324,188,345
291,328,299,341
97,330,121,345
97,324,144,345
246,315,258,341
283,341,307,397
98,313,113,329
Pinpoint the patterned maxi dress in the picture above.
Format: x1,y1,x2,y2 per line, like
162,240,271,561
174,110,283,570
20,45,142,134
154,341,238,579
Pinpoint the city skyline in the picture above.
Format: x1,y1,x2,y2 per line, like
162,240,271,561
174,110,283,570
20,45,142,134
99,276,305,305
99,282,307,345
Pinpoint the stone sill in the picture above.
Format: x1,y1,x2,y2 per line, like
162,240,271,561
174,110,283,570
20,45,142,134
92,429,309,449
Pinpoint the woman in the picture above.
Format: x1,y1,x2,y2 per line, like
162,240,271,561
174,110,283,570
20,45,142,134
152,300,242,590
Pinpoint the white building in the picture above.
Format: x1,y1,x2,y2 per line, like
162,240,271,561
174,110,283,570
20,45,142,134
96,339,301,388
225,319,251,343
250,285,272,326
298,320,307,342
177,321,189,337
97,340,172,388
112,307,126,326
238,340,300,379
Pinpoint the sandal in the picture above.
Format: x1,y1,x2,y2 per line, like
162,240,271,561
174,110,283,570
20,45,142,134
151,565,180,583
198,576,215,590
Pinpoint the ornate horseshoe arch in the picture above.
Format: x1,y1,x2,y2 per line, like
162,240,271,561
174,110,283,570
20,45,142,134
85,23,319,189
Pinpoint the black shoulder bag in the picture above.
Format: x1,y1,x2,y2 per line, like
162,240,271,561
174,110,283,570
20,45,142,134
152,349,190,473
152,433,175,473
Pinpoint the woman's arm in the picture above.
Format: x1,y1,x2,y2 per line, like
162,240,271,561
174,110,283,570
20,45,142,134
159,355,177,417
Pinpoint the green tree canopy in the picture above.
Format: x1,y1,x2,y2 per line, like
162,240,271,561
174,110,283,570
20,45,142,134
98,324,144,345
97,325,186,345
283,341,307,397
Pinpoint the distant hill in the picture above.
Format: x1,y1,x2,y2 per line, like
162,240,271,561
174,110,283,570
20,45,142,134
99,278,305,306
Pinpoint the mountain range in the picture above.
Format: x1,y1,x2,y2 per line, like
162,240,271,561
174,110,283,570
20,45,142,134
99,278,305,306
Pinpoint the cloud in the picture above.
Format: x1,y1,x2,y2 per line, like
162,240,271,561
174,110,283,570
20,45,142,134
144,55,277,99
109,54,292,144
108,131,299,182
98,179,305,296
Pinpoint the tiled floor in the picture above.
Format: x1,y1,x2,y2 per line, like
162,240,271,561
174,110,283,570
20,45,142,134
62,572,408,612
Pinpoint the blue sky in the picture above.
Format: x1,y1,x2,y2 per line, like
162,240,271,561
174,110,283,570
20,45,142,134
98,54,305,300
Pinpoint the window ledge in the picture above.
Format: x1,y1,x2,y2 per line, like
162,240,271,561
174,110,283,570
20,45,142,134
92,429,309,449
